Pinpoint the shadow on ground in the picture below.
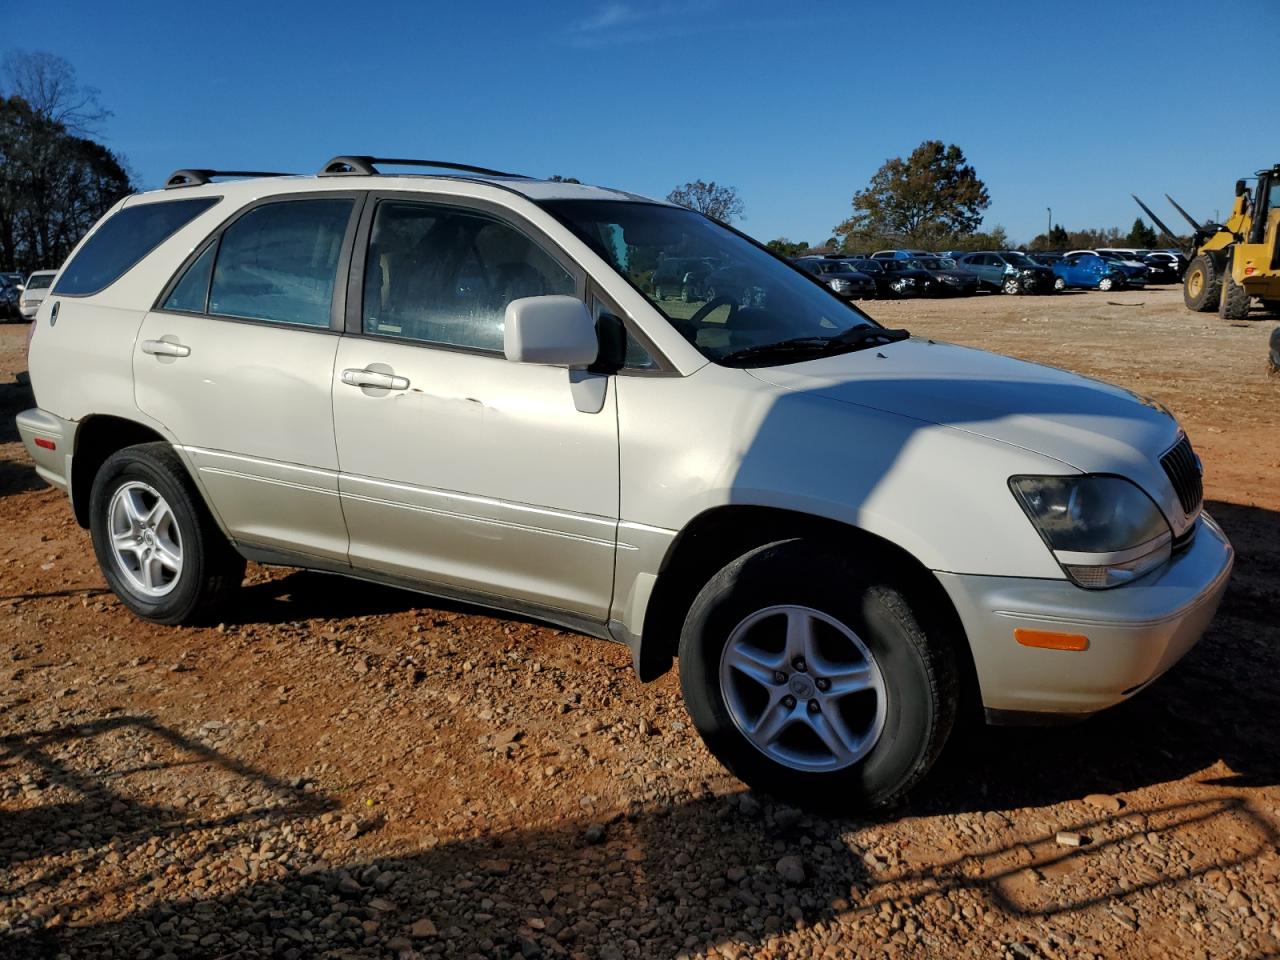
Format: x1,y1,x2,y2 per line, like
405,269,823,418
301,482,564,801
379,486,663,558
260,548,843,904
2,713,1276,958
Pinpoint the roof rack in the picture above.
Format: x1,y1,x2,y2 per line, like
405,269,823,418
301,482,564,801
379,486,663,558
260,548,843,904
165,169,293,189
317,155,528,179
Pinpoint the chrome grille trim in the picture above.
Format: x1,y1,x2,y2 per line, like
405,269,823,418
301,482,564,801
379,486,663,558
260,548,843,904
1161,435,1203,516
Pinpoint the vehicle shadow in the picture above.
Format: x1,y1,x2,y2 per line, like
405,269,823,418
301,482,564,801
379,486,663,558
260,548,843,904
2,718,1274,960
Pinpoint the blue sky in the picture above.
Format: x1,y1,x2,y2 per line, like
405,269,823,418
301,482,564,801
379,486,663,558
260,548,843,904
7,0,1279,245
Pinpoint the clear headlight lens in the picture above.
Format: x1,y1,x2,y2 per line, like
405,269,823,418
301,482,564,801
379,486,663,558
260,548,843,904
1010,475,1172,588
829,279,851,292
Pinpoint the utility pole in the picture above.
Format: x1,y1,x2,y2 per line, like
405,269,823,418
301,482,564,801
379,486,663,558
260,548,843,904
1047,207,1052,239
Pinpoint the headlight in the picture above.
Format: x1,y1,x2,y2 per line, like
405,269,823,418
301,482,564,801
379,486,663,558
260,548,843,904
829,279,851,292
1010,475,1172,588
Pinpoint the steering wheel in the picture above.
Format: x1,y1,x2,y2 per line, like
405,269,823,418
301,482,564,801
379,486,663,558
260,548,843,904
689,295,738,327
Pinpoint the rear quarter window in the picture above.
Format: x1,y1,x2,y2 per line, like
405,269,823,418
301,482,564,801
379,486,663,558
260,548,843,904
54,196,221,296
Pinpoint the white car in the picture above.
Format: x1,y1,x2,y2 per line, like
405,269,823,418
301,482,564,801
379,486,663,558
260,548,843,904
18,269,56,319
17,157,1233,809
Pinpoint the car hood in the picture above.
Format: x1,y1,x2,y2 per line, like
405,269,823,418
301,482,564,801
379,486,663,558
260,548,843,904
745,337,1182,479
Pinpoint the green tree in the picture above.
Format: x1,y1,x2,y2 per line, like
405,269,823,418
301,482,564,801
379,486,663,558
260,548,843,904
765,237,809,257
666,180,745,223
1126,217,1158,248
834,141,990,249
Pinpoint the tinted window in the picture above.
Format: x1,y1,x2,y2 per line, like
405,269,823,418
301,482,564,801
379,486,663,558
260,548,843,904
362,200,575,352
54,197,220,296
163,243,216,313
26,273,54,290
209,198,353,327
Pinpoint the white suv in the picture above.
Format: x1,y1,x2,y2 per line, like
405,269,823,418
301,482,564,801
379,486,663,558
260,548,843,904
17,157,1233,808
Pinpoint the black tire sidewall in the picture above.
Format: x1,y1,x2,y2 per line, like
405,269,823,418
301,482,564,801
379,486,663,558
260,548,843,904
89,445,220,624
678,541,953,810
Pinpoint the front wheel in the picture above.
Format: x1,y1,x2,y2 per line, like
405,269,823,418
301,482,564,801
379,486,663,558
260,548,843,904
1183,254,1221,312
90,443,245,625
678,540,958,811
1098,276,1115,292
1002,277,1021,295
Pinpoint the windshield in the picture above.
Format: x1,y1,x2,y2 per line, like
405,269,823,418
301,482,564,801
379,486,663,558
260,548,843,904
908,258,951,270
849,259,883,274
540,200,880,363
1001,253,1037,268
26,274,53,290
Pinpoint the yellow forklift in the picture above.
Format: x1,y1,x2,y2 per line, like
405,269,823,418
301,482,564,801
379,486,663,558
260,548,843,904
1134,164,1280,319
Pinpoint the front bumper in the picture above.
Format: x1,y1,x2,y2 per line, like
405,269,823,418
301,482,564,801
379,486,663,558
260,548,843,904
937,513,1233,718
19,302,40,319
16,408,76,495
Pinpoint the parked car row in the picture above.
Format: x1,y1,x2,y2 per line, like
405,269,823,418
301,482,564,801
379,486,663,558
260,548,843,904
786,246,1189,299
0,270,56,321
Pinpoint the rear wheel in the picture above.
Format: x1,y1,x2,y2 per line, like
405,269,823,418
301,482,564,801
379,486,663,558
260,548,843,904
1183,254,1222,312
678,540,958,811
90,443,245,625
1218,257,1251,320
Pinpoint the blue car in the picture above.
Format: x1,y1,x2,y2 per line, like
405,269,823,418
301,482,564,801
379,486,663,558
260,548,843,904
1052,253,1133,292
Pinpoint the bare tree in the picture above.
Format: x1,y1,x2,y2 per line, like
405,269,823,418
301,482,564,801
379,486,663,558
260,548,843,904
666,180,745,223
3,50,110,135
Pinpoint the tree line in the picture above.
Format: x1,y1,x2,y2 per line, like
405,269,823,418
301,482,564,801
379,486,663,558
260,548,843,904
664,140,1184,257
0,51,134,273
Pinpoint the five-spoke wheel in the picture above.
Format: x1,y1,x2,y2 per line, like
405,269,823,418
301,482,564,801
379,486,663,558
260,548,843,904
719,605,886,771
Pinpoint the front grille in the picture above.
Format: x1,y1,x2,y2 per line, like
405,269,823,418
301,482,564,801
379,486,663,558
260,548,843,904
1161,435,1203,516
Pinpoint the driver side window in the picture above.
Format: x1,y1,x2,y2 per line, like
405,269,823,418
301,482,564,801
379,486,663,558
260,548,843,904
361,200,575,352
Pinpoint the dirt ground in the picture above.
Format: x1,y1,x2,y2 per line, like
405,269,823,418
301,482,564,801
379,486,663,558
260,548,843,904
1,287,1278,960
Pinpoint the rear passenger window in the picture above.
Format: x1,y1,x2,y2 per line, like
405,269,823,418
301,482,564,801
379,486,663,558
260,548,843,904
54,197,219,296
163,243,216,313
362,200,575,352
209,198,353,327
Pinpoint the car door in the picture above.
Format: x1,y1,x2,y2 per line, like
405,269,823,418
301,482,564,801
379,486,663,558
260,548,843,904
330,194,619,621
134,193,361,562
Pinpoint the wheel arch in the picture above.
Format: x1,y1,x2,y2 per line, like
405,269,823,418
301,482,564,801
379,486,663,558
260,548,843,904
633,504,981,719
71,415,173,527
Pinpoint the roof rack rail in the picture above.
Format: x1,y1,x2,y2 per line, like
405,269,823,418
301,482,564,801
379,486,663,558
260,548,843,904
317,155,528,179
165,169,293,189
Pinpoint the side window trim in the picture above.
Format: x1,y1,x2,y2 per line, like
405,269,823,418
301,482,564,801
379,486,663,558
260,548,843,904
343,191,587,351
588,281,674,376
152,190,367,334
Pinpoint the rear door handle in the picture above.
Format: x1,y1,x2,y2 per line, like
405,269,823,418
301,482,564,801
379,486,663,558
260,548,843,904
141,339,191,358
341,368,410,390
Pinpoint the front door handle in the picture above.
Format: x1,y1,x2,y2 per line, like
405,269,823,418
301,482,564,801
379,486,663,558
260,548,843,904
341,368,410,390
141,339,191,358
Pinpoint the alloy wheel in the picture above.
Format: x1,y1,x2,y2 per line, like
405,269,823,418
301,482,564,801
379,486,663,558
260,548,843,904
718,605,887,772
108,481,183,597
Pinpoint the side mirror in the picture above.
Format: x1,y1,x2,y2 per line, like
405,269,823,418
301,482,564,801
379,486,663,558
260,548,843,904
504,295,598,367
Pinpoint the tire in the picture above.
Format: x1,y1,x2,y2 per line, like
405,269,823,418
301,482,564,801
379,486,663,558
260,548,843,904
1218,257,1251,320
678,540,958,811
1098,276,1115,292
1269,326,1280,376
653,286,666,302
1183,254,1221,312
1053,276,1066,292
1001,277,1021,295
89,442,245,625
681,286,691,303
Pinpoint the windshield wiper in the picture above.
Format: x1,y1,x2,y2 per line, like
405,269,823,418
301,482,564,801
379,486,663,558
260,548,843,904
718,326,910,366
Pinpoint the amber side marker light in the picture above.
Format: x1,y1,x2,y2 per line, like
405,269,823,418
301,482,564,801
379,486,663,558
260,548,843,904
1014,628,1089,651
